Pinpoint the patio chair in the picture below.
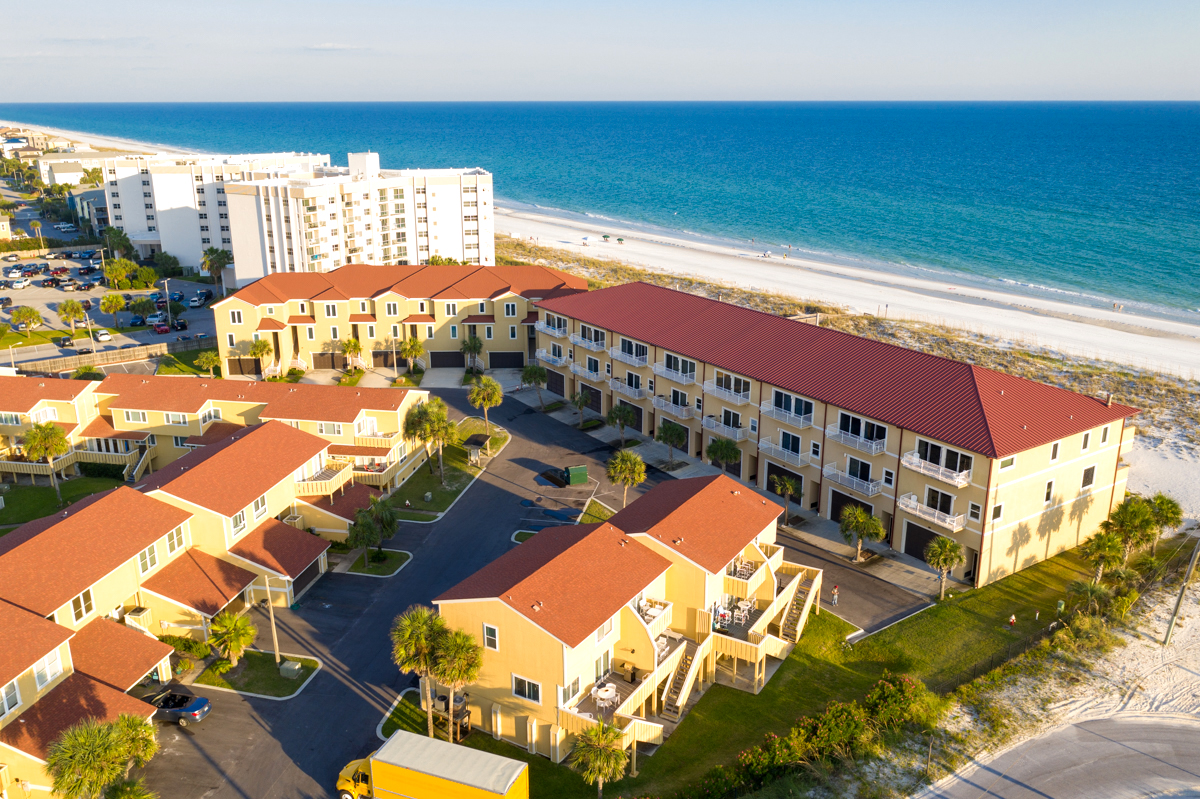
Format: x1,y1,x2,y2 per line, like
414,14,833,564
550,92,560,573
733,609,748,624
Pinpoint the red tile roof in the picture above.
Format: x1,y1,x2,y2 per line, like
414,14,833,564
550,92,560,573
297,482,381,522
610,475,782,573
0,375,90,413
462,315,495,324
536,283,1139,458
79,415,151,441
0,488,192,617
0,600,73,687
0,673,153,760
348,314,376,323
521,312,539,325
402,314,436,323
137,421,328,517
287,315,317,325
436,523,671,647
142,550,256,617
69,618,174,691
184,421,242,447
257,317,287,331
229,519,329,579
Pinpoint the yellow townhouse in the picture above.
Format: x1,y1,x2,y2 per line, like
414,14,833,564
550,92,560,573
533,282,1138,587
211,263,586,378
434,475,822,764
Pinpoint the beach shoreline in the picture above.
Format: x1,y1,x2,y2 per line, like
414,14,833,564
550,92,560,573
0,118,200,156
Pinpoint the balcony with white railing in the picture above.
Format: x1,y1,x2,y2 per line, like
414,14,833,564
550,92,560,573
652,395,695,420
354,431,401,448
759,401,813,430
535,321,567,338
822,463,883,496
570,362,603,383
652,363,696,385
535,348,567,367
901,451,971,487
569,333,606,352
759,437,817,469
824,424,886,455
610,379,647,400
609,347,648,367
897,493,965,532
702,416,753,441
703,380,752,406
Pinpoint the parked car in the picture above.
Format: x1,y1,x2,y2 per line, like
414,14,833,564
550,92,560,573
129,315,145,326
169,291,184,302
146,312,166,325
78,282,95,291
122,293,133,302
78,265,96,276
38,264,50,274
173,318,188,331
188,296,205,308
153,323,170,334
50,266,69,276
41,278,60,288
155,299,167,309
75,346,95,355
0,297,11,308
150,292,162,302
202,289,214,300
60,281,76,292
10,278,29,289
94,329,112,342
21,268,36,277
55,336,74,348
1,255,18,262
132,688,211,727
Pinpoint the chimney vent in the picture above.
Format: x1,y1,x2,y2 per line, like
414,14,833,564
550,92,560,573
1106,392,1114,407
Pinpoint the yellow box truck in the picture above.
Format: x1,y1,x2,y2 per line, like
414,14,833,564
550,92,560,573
337,730,529,799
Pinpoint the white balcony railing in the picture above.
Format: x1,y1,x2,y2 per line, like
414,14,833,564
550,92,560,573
652,395,695,419
822,463,883,496
569,334,606,352
535,348,567,367
898,493,965,531
570,362,603,383
702,380,752,406
901,451,972,487
652,363,696,385
701,416,752,441
609,347,648,367
610,379,647,400
759,401,813,430
535,321,567,338
759,438,818,469
824,424,886,455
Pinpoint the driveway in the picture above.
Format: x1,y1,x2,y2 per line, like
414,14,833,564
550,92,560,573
919,717,1200,799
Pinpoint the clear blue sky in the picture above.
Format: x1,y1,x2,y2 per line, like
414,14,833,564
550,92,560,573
10,0,1198,101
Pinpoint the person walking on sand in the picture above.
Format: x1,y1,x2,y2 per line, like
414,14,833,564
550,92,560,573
831,585,839,606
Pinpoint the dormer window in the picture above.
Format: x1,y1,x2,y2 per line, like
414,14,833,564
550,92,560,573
232,510,247,536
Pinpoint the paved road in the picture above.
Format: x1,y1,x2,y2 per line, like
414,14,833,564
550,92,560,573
922,717,1200,799
139,389,671,799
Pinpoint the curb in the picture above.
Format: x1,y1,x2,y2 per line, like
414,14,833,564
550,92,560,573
846,602,936,643
376,687,420,742
343,548,413,579
395,426,511,525
511,530,537,543
192,650,323,702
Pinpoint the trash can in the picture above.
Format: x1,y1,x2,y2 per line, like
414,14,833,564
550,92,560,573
564,465,588,485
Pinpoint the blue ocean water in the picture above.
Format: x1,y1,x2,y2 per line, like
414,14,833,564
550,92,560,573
3,102,1198,318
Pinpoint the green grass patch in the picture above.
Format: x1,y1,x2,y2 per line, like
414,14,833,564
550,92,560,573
156,347,221,378
0,477,125,527
543,400,565,413
381,690,427,739
514,531,537,543
394,510,439,521
457,417,509,455
348,549,411,576
338,369,365,387
394,369,424,387
580,418,604,431
386,419,507,514
464,735,593,798
578,499,614,525
194,651,318,697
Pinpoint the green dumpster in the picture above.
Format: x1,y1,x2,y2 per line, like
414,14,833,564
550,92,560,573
564,465,588,485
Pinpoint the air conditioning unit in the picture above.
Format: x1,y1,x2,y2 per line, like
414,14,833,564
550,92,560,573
283,514,304,529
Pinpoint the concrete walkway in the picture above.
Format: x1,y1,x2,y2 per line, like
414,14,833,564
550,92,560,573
418,368,467,388
355,368,397,388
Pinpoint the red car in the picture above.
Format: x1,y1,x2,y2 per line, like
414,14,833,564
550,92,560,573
153,323,170,334
50,267,69,276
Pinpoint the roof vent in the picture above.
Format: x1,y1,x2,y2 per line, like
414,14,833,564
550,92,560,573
732,490,740,495
999,390,1004,396
1022,425,1027,429
531,604,540,612
39,382,45,387
1106,392,1114,407
1070,415,1074,420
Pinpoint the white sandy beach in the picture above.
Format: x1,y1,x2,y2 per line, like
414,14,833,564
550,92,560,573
0,119,196,156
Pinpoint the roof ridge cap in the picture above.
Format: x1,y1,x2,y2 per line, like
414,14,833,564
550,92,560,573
967,365,1000,459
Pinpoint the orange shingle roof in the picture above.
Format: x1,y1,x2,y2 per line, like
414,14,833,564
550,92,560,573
0,375,90,413
297,482,381,522
184,421,242,447
0,600,73,687
142,550,256,617
79,414,151,441
69,618,174,691
229,518,329,579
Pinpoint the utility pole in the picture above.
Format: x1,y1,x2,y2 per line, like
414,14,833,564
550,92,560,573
264,574,281,664
163,277,171,327
1164,535,1199,646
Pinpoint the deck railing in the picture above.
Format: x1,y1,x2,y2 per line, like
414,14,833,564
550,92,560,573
569,334,606,352
901,451,971,487
702,380,751,406
534,321,567,338
535,348,567,367
608,346,648,367
822,463,883,496
759,437,817,469
897,493,965,531
652,395,694,419
701,416,752,441
759,402,813,429
610,379,647,400
652,363,696,385
824,425,887,455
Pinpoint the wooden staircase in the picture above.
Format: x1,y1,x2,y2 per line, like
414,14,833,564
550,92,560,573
781,574,816,643
660,640,698,721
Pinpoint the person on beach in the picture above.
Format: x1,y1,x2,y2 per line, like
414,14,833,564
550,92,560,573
831,585,839,606
1009,614,1017,629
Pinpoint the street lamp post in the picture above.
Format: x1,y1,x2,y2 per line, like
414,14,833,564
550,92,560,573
163,278,171,327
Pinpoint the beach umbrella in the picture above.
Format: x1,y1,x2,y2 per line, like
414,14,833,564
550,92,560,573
617,238,624,245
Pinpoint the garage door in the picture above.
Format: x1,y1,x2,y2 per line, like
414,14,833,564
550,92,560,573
546,369,565,397
903,522,940,563
579,382,603,413
312,352,346,370
765,462,803,501
618,399,643,434
372,350,398,368
489,351,524,369
292,558,322,597
829,489,872,524
226,358,260,376
429,351,465,368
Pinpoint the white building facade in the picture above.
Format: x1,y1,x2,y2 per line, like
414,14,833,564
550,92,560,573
224,152,494,288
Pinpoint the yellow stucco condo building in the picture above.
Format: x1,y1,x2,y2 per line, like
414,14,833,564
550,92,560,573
533,282,1138,588
211,263,586,378
435,475,823,764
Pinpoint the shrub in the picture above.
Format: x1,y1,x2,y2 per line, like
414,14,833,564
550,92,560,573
78,462,127,480
209,658,234,675
805,700,872,760
157,634,211,660
863,670,924,730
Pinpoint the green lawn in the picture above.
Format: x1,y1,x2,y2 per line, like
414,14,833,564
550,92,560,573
195,651,318,697
348,549,411,576
457,417,509,455
387,421,509,515
0,477,125,527
514,531,537,543
393,369,424,387
339,369,365,387
579,499,615,525
156,347,221,378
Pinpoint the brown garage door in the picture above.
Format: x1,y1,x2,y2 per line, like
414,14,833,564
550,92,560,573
903,521,940,563
372,350,398,367
430,351,465,368
292,558,322,597
765,462,803,501
489,351,524,369
312,352,346,370
546,369,565,397
226,358,260,376
618,399,643,434
829,489,872,524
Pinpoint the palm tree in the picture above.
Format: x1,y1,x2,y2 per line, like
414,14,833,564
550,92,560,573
369,493,398,558
100,293,126,328
706,436,741,474
398,336,424,374
104,227,133,260
208,611,257,667
30,219,42,249
349,506,381,571
391,605,449,738
606,450,646,508
656,420,688,470
82,167,103,187
839,504,885,563
111,714,158,779
606,404,636,448
46,718,126,799
104,779,156,799
195,350,221,378
1067,579,1112,615
22,421,70,502
57,299,86,334
12,305,42,339
467,376,504,454
249,338,273,372
924,536,965,600
522,364,548,409
431,629,483,743
404,400,439,475
129,297,156,322
201,246,232,295
1100,497,1156,565
569,722,628,799
1080,531,1123,583
769,474,800,525
428,413,461,487
570,389,592,429
1148,492,1183,556
460,334,484,373
340,337,364,370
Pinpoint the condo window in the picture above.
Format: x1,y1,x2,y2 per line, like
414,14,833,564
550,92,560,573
596,616,614,642
318,422,343,436
359,301,368,313
587,356,600,375
780,430,802,454
847,457,871,482
32,407,59,423
968,503,982,522
838,412,885,443
504,302,516,317
426,325,434,339
0,412,18,425
562,677,580,704
810,441,821,459
772,390,813,419
229,310,243,325
1081,432,1091,452
478,302,486,313
253,494,268,520
713,370,751,397
1045,480,1055,504
1082,466,1096,489
72,588,94,623
991,504,1004,522
916,440,973,475
483,624,499,651
307,326,315,341
512,675,541,704
367,325,375,340
551,343,563,359
450,325,458,339
1,679,19,718
445,303,457,317
1050,442,1060,463
330,326,339,340
124,410,147,424
1101,426,1109,444
200,407,222,425
34,650,62,689
749,418,758,434
325,304,337,318
138,543,158,574
619,338,645,359
166,412,186,426
167,526,184,554
882,469,894,487
485,326,493,340
999,456,1016,471
509,325,517,339
227,334,235,348
386,302,398,316
231,510,247,536
418,301,426,313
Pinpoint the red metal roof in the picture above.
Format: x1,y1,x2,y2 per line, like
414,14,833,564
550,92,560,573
536,283,1138,459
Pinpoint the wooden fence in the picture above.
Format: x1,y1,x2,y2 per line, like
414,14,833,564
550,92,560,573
17,337,211,376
